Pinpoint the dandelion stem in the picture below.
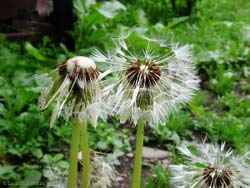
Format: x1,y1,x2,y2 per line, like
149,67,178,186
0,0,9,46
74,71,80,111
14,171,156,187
68,118,81,188
81,122,90,188
132,119,145,188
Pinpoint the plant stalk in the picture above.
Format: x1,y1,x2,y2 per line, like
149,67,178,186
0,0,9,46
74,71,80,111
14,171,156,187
68,118,81,188
132,119,145,188
81,122,91,188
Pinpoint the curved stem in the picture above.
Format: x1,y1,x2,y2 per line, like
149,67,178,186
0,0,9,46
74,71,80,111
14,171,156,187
132,119,145,188
81,122,90,188
68,118,81,188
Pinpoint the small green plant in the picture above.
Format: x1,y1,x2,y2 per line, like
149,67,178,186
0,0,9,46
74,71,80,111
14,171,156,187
207,65,238,95
147,163,170,188
73,0,126,49
42,153,69,177
89,122,131,152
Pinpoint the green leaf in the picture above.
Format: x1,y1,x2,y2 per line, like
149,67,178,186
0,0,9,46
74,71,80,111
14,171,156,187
97,0,126,19
133,8,148,26
53,153,64,162
113,140,123,148
33,148,43,159
42,167,55,179
42,154,53,163
20,170,41,188
0,165,20,181
57,161,69,169
97,141,108,150
0,103,6,115
168,16,189,28
7,148,22,157
24,42,46,61
0,165,15,176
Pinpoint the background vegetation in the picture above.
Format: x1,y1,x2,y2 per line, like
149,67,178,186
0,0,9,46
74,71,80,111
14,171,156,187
1,0,250,187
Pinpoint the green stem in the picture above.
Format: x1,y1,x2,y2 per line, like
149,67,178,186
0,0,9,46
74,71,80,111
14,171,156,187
81,123,91,188
68,118,81,188
132,119,145,188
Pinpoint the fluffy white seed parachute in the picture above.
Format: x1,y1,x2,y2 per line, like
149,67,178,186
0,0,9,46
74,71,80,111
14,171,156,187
92,32,200,125
169,142,250,188
38,56,109,128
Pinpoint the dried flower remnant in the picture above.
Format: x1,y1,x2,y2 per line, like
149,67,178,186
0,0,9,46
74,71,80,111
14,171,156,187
169,142,250,188
39,56,108,128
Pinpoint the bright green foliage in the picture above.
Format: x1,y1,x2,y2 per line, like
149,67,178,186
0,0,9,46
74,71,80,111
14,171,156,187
147,163,170,188
89,122,131,152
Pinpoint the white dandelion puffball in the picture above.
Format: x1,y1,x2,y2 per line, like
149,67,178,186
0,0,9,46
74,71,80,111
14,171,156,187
46,151,121,188
92,32,200,125
169,142,250,188
39,56,108,128
78,151,121,188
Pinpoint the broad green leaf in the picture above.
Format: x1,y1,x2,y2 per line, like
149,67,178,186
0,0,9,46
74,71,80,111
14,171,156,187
97,141,108,150
42,154,53,163
24,42,46,61
57,161,69,169
33,148,43,159
97,0,126,19
20,170,41,188
133,8,148,26
7,148,22,157
113,140,123,148
53,153,64,162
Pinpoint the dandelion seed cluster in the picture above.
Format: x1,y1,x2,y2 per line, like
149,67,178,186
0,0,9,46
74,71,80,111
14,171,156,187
88,158,115,188
93,32,200,125
169,142,250,188
39,56,108,128
46,152,120,188
78,151,120,188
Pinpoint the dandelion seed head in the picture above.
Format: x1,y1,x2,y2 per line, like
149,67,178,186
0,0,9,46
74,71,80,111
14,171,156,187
93,31,200,125
39,56,109,128
169,142,250,188
78,151,121,188
45,151,120,188
59,56,99,83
